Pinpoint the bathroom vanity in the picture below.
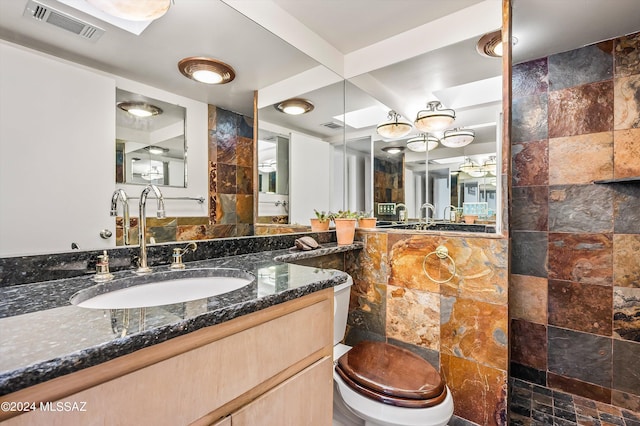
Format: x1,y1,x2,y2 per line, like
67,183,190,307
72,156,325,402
0,242,359,425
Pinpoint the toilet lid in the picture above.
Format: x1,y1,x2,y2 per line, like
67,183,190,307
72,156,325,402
336,341,445,402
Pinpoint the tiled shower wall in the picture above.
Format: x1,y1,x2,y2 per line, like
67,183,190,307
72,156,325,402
116,105,254,244
509,31,640,424
345,231,509,425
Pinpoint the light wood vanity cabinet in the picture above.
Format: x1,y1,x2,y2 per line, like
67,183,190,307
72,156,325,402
2,289,334,426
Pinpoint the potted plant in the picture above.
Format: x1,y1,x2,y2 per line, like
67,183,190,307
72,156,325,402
310,209,331,232
331,210,358,245
357,211,377,229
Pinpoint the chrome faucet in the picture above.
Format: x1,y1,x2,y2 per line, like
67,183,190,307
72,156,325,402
136,184,166,274
394,203,408,223
420,203,436,226
443,205,458,223
110,189,131,245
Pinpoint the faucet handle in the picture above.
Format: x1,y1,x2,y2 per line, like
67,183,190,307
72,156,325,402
93,250,114,282
170,242,197,270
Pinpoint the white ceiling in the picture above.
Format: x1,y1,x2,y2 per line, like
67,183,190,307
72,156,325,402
1,0,639,164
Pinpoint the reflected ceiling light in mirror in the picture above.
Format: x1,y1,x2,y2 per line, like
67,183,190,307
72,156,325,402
142,166,164,181
414,101,455,132
441,128,475,148
86,0,171,21
482,156,497,176
178,57,235,84
459,158,487,178
145,146,168,155
117,102,162,117
406,134,439,152
381,146,405,155
376,110,412,139
258,160,277,173
275,98,314,115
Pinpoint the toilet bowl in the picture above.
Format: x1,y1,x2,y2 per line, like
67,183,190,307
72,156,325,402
333,277,453,426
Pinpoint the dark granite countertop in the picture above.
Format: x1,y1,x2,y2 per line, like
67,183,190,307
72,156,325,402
0,243,361,396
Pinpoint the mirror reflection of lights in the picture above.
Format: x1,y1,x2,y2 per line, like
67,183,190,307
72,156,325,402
258,159,277,173
441,128,475,148
376,110,412,139
275,98,314,115
145,146,168,155
406,134,439,152
142,166,164,181
414,101,455,132
117,102,163,117
381,146,405,155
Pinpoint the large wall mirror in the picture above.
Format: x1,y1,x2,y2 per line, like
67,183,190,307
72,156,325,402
257,32,503,230
115,88,187,188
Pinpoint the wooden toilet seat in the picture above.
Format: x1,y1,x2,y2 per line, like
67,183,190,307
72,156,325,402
335,340,447,409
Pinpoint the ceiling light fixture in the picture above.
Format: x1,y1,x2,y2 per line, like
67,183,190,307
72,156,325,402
381,146,405,155
482,156,497,176
376,110,412,139
117,102,162,117
476,30,518,58
414,101,455,132
459,158,486,178
142,166,164,181
86,0,171,21
178,57,236,85
441,128,475,148
275,98,314,115
145,146,168,155
406,134,439,152
258,160,277,173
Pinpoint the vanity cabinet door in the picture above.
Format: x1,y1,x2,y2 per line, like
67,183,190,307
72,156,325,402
231,357,333,426
212,416,231,426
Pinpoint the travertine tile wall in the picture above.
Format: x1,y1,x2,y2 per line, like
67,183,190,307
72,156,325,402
509,31,640,423
345,231,509,425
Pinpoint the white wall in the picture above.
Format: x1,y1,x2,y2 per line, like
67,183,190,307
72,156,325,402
0,41,208,257
289,132,331,225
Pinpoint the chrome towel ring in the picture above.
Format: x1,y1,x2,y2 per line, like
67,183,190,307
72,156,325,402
422,245,456,284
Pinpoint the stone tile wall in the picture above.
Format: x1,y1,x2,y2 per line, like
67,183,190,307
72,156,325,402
115,105,255,245
509,32,640,424
345,230,509,425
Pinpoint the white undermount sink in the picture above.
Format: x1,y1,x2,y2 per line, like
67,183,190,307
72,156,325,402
71,268,255,309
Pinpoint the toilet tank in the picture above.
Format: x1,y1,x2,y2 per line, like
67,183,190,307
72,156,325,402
333,275,353,346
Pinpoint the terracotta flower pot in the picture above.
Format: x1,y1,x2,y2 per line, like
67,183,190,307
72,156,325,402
334,218,357,245
310,218,330,232
357,217,377,229
463,215,477,224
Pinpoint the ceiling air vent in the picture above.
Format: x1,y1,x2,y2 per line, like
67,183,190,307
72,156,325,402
321,122,344,130
23,0,105,42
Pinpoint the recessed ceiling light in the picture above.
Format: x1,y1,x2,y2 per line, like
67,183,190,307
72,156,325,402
117,102,162,117
275,98,314,115
477,30,518,58
178,57,236,85
145,146,168,155
381,146,405,155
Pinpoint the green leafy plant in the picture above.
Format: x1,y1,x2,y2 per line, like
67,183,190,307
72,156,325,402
330,210,359,220
357,210,374,219
314,209,330,222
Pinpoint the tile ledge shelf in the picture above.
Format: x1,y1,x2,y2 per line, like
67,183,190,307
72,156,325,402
593,176,640,184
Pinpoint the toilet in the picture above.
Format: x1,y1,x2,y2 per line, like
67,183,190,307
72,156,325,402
333,277,454,426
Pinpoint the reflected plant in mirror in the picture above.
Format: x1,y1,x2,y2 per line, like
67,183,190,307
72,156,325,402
115,88,187,188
